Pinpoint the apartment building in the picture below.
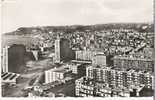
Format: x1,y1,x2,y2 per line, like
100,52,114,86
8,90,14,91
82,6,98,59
92,52,106,66
86,66,153,89
45,66,72,84
75,50,96,61
113,55,154,72
75,77,144,97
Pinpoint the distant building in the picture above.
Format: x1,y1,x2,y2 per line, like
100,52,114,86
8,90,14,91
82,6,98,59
71,60,92,64
45,66,72,83
75,50,96,61
68,63,86,77
75,77,144,97
92,52,106,66
86,66,153,89
68,63,81,74
75,50,107,66
60,38,75,61
113,55,154,72
54,37,61,63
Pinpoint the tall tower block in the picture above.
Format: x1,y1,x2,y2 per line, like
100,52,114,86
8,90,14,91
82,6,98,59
2,46,9,72
54,36,60,63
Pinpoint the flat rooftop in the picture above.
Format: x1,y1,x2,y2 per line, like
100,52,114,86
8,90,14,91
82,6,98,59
46,64,71,73
54,68,70,73
113,55,153,61
71,60,92,64
78,76,145,93
1,72,20,82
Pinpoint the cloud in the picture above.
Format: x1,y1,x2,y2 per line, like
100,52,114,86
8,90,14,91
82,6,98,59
1,0,153,33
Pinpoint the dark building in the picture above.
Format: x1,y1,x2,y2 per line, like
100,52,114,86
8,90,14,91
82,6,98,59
60,38,75,61
8,44,26,73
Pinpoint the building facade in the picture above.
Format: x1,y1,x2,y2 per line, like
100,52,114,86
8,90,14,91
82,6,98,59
2,46,9,72
68,63,87,77
2,44,27,73
68,64,81,74
113,55,154,72
75,50,96,61
86,66,153,89
92,53,106,66
75,77,143,97
45,66,72,84
54,38,61,63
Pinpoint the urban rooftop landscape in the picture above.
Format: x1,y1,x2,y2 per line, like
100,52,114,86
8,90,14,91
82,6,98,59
1,23,154,97
1,0,154,99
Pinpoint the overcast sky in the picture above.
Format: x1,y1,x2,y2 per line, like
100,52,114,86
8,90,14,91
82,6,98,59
1,0,153,33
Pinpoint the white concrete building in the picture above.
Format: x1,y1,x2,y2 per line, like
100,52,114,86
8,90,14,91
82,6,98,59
2,46,9,72
1,72,20,84
92,52,106,66
68,64,81,74
45,66,72,83
54,37,60,63
75,50,96,61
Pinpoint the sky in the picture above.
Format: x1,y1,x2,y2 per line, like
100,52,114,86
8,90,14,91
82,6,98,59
1,0,153,33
